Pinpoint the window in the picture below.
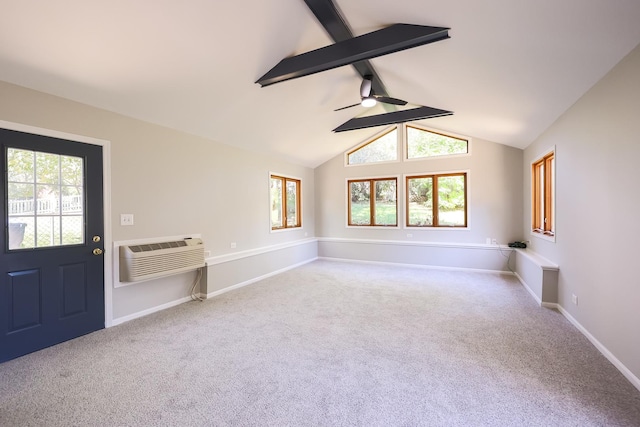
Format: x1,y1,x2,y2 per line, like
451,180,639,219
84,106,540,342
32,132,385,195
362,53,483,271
406,125,468,159
406,173,467,227
7,148,84,249
270,174,301,230
531,150,554,237
346,127,398,165
348,178,397,226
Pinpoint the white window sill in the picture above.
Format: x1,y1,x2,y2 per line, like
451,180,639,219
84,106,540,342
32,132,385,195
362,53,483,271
531,230,555,243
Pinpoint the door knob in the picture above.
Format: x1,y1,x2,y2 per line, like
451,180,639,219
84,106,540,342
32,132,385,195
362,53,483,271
93,248,103,255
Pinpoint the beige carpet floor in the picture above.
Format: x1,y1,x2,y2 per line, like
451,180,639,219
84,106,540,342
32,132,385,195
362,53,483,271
1,259,639,426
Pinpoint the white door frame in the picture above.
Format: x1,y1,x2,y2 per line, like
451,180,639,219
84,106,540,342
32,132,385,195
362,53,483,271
0,120,114,327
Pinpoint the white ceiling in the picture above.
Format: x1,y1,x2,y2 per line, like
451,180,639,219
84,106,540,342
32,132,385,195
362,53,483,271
1,0,639,167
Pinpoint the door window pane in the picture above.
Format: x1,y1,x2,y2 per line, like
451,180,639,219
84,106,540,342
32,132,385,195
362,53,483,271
61,216,84,245
7,149,34,182
36,185,60,214
7,148,85,250
61,156,83,185
35,152,60,184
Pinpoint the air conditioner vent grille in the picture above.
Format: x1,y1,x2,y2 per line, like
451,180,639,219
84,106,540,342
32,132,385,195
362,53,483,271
119,238,205,282
128,240,187,253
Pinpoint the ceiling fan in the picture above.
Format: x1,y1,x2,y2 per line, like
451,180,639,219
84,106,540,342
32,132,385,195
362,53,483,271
334,76,408,111
256,0,453,130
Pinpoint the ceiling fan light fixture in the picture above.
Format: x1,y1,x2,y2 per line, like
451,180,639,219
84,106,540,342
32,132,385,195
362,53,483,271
361,97,377,108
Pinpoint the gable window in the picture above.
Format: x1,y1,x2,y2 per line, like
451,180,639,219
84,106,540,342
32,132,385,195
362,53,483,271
346,127,398,165
348,178,397,226
270,174,301,230
531,150,554,238
406,173,467,227
406,125,468,160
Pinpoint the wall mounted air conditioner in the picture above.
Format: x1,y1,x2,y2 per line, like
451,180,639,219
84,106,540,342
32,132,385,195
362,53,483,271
119,237,205,282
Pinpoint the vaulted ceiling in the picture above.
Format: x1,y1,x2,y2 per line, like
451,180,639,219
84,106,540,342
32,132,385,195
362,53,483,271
1,1,639,167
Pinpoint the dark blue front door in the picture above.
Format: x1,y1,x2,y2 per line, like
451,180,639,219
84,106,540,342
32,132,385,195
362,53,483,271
0,128,105,362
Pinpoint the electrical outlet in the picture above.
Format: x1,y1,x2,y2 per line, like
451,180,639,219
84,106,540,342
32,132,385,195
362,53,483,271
230,242,236,249
407,233,413,238
572,294,578,305
492,238,498,245
120,214,134,226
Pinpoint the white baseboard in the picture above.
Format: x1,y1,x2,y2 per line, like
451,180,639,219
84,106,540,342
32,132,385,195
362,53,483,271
111,295,193,326
318,256,514,276
514,272,542,305
508,269,639,393
555,305,640,392
205,257,318,299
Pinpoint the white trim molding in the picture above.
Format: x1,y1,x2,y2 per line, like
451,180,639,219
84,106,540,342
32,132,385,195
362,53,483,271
317,236,510,251
205,238,317,266
317,237,514,272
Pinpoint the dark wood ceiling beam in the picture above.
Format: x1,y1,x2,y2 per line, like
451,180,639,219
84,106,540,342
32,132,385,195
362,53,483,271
304,0,352,42
302,0,387,96
333,106,453,132
256,23,449,87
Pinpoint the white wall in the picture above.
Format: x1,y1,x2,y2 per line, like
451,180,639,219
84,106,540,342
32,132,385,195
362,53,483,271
315,126,523,268
523,43,640,382
0,81,316,321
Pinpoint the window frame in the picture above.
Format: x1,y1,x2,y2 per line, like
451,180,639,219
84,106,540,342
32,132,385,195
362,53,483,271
405,172,468,228
346,176,399,227
269,173,301,232
404,124,471,162
344,126,401,167
531,149,555,241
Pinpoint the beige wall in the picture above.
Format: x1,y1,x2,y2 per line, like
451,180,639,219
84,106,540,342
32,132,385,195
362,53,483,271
315,127,523,245
0,81,315,319
523,43,640,380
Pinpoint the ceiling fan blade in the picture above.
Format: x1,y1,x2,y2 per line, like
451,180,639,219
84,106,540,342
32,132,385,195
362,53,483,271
374,96,407,106
360,77,373,98
334,102,362,112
